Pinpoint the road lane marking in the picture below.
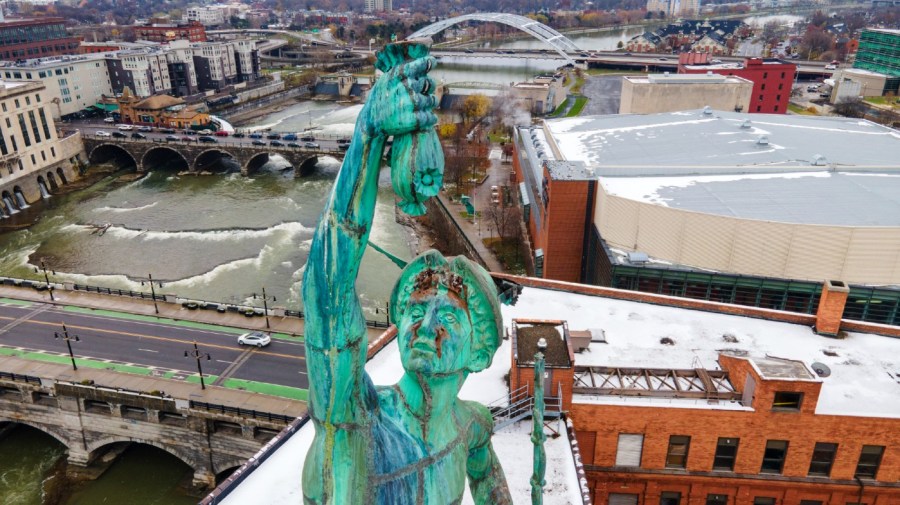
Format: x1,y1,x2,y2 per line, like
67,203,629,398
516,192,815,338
216,360,234,364
0,315,304,361
138,348,159,353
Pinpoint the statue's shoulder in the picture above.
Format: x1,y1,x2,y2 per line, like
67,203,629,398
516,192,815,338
460,400,495,446
375,384,403,415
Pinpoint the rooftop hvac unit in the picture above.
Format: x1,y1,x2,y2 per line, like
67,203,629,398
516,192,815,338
812,154,828,166
740,119,751,128
702,105,713,115
757,135,769,145
627,251,649,264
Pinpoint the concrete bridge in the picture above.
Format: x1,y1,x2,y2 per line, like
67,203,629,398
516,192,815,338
83,136,345,176
0,357,305,491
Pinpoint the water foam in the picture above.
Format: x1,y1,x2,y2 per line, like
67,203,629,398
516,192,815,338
100,221,313,243
92,202,158,213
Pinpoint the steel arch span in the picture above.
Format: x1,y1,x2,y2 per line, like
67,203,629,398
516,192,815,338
409,13,580,62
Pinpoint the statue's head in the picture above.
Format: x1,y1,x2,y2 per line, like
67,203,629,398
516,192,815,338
390,250,502,377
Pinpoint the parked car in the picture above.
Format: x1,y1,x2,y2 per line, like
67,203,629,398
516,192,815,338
465,49,474,54
198,136,217,143
237,331,271,347
215,130,229,137
165,135,179,142
300,135,316,142
283,133,298,141
103,117,115,123
138,125,153,132
248,133,263,139
251,140,266,146
287,142,301,148
160,128,176,134
95,130,111,137
267,133,281,140
232,132,245,138
130,132,146,139
304,141,320,149
807,85,819,92
336,138,351,145
270,140,285,147
112,131,128,138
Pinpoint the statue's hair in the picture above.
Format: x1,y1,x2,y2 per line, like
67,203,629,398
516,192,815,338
390,250,502,367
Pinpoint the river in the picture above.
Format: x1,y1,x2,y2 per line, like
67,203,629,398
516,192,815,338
0,59,553,504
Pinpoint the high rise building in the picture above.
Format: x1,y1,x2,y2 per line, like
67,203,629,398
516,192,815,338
365,0,392,13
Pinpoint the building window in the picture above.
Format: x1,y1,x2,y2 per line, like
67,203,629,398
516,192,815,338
1,103,5,112
713,438,739,471
754,499,776,505
762,84,766,90
778,83,784,90
609,494,639,505
781,72,786,78
855,445,884,479
30,154,36,166
25,96,31,105
761,440,789,474
773,392,803,411
809,442,838,477
661,492,681,505
51,147,56,158
616,434,644,467
14,99,19,108
41,151,46,161
775,106,779,112
763,72,768,78
18,114,31,147
707,495,728,505
799,501,823,505
758,95,764,101
777,95,782,102
666,435,691,468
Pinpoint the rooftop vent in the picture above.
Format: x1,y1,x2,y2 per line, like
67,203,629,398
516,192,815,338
702,106,713,115
811,362,832,378
627,251,649,264
740,119,751,128
812,154,828,166
664,71,670,77
757,135,769,145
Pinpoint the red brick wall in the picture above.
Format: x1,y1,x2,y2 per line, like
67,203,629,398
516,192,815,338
542,176,591,282
681,58,796,114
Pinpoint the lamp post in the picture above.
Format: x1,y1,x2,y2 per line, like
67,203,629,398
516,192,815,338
35,259,54,301
54,323,80,371
253,287,275,329
531,337,547,505
141,273,163,315
184,341,211,390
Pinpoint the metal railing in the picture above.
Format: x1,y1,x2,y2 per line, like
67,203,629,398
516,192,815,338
72,283,165,301
490,383,563,432
190,400,296,424
0,371,42,385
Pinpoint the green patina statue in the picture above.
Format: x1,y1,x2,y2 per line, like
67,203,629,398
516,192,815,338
301,41,512,504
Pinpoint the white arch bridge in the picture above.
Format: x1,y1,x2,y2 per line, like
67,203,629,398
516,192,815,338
409,13,581,62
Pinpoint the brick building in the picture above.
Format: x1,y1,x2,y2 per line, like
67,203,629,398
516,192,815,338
133,21,207,43
0,18,80,61
679,57,796,114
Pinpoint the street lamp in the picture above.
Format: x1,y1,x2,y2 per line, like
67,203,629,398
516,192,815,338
531,337,548,505
54,323,80,371
140,273,164,315
184,341,211,390
253,287,276,329
34,259,55,301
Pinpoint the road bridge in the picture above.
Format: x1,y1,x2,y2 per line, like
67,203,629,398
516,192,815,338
82,136,344,176
0,355,305,491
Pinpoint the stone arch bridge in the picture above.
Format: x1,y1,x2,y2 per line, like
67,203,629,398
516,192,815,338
0,371,304,490
83,136,344,176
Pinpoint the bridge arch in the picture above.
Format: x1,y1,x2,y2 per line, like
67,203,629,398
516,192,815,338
0,419,73,449
86,436,204,472
409,13,580,62
193,148,238,173
244,152,273,175
142,146,190,173
88,144,138,171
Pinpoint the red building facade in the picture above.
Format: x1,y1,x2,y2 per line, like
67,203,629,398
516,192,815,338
680,57,796,114
0,18,80,61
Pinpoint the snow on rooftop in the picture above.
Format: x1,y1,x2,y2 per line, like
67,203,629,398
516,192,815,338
504,286,900,419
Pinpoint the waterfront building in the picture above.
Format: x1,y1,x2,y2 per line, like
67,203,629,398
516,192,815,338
680,57,796,114
619,73,752,114
510,110,900,326
0,55,113,118
0,79,84,214
0,17,79,61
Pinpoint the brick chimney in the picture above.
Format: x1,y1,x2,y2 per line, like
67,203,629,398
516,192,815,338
815,280,849,336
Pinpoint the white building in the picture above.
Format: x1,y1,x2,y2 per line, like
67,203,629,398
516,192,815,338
0,80,85,214
185,6,227,26
192,41,239,90
106,50,172,97
0,56,113,118
365,0,392,12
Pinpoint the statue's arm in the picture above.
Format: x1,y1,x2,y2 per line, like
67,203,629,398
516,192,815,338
466,404,513,504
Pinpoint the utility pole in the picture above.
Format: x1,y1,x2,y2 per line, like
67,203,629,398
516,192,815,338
184,341,211,390
142,273,163,315
254,288,276,329
54,323,80,371
36,259,54,301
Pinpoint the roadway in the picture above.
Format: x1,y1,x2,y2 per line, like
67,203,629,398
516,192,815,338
0,301,308,390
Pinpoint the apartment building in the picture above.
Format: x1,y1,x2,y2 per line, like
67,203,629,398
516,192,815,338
0,56,113,118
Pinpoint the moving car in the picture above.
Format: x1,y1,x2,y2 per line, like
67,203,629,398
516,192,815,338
117,124,133,131
215,130,229,137
130,132,146,139
287,142,301,148
182,129,197,135
267,133,281,140
300,135,316,142
465,49,474,54
248,133,263,139
198,129,214,135
198,136,217,143
232,132,245,138
181,136,196,142
251,140,266,146
304,141,320,149
95,130,111,137
283,134,298,141
824,64,837,70
237,331,271,347
112,131,128,138
270,140,285,147
103,117,115,123
165,135,179,142
160,128,176,134
138,126,153,132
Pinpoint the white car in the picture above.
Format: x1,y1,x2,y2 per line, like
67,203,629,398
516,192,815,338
824,64,837,70
237,331,272,347
95,130,111,137
117,124,133,131
103,117,115,123
198,129,214,135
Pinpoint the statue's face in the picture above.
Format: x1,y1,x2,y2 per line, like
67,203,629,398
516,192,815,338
398,285,474,376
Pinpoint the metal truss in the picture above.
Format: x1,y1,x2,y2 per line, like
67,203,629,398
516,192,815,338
572,366,742,401
409,13,580,62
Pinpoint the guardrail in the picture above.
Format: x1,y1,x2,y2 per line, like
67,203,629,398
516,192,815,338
72,284,164,301
0,371,42,385
190,400,295,424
